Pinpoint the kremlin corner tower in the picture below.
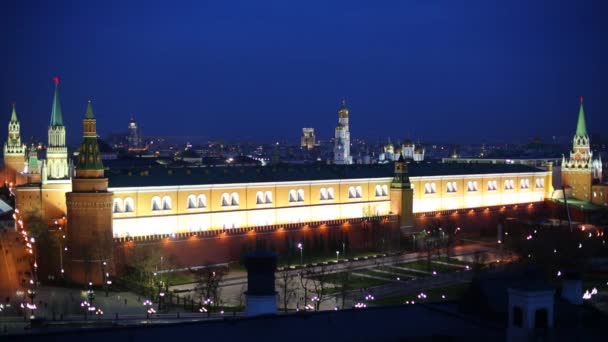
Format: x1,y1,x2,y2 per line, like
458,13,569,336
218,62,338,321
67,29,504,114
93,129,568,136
65,100,114,285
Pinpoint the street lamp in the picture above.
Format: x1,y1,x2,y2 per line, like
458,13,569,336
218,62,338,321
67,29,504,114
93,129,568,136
342,242,346,259
336,251,340,262
297,243,303,266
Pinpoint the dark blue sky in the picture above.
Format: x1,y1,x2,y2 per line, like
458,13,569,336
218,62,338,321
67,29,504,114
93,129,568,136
1,0,607,145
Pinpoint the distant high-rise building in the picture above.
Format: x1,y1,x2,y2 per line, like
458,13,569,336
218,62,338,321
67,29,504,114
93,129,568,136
127,117,142,150
301,128,316,149
333,99,352,165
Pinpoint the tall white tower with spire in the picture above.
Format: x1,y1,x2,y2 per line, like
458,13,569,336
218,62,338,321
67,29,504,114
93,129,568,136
3,103,26,184
333,99,352,165
46,77,69,180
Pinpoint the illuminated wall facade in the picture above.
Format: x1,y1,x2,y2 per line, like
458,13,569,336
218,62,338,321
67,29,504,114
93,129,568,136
111,178,392,237
410,172,551,213
110,169,551,238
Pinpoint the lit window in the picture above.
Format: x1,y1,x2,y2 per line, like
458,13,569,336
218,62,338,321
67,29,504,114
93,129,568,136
124,197,134,212
375,185,382,197
327,187,335,200
265,191,272,204
320,187,328,200
446,182,457,193
256,191,264,205
197,195,207,208
520,179,530,189
297,189,305,202
348,186,356,199
424,183,436,194
504,180,514,190
355,186,363,198
162,196,172,210
230,193,239,206
467,181,478,192
382,185,388,196
535,178,544,189
113,198,123,213
187,195,197,209
488,180,497,191
289,190,297,203
151,196,162,211
221,193,230,207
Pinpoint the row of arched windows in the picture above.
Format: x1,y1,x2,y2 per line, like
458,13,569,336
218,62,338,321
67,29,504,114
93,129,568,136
221,193,240,207
320,187,335,201
187,194,207,209
348,186,363,199
289,189,305,203
256,191,273,205
113,198,135,213
375,185,388,197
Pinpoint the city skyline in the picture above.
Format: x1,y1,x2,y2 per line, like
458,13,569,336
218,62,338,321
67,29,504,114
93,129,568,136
1,0,607,145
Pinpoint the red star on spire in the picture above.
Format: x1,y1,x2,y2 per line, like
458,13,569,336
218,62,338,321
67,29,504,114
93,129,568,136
580,96,584,103
53,76,60,85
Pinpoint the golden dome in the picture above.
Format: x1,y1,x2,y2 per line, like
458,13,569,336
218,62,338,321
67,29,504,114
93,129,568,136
338,99,349,118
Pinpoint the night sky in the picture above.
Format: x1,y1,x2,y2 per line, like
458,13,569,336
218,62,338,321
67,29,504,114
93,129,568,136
1,0,607,145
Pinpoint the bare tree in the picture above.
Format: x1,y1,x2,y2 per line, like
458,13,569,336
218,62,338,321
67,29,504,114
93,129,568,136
193,266,227,314
298,270,311,310
308,265,332,311
335,262,354,309
276,267,297,312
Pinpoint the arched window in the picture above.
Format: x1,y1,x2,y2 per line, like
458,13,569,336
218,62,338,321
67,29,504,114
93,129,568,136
447,182,457,193
197,194,207,208
297,189,305,202
467,181,478,192
265,191,272,204
382,185,388,196
320,188,328,200
162,196,172,210
256,191,264,205
488,180,497,191
520,179,529,189
348,186,356,199
221,193,230,207
151,196,162,211
505,179,514,190
424,183,436,194
535,178,544,189
230,193,239,206
375,185,382,197
355,186,362,198
289,189,297,203
327,187,335,200
124,197,134,212
113,198,123,213
187,195,197,209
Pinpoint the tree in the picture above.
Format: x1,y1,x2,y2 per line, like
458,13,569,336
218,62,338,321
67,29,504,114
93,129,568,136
335,263,354,309
308,265,332,311
193,266,227,315
298,270,311,310
276,267,297,312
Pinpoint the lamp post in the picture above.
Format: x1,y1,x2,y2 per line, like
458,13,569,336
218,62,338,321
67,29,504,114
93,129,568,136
336,251,339,263
297,243,303,266
342,242,346,259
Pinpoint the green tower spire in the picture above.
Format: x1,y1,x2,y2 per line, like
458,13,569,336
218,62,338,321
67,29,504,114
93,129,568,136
10,103,18,122
50,77,63,126
575,96,587,137
77,100,103,171
84,99,95,119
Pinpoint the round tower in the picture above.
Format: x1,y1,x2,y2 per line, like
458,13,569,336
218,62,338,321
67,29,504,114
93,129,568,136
65,100,114,285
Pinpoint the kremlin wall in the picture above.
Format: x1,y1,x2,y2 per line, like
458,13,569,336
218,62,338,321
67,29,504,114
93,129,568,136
3,80,606,285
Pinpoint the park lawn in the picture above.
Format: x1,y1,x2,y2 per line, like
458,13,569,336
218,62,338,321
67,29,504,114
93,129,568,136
399,260,462,273
361,267,414,281
164,271,198,285
371,282,471,306
318,272,389,289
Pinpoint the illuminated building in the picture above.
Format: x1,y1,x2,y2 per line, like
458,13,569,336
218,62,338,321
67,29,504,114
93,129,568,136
333,99,352,165
127,117,143,150
300,128,316,150
12,84,559,285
